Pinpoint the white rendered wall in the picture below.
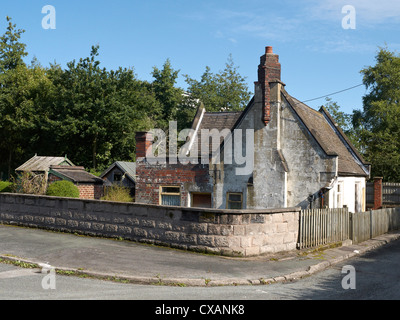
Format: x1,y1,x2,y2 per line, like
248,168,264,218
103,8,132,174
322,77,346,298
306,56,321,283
328,176,366,212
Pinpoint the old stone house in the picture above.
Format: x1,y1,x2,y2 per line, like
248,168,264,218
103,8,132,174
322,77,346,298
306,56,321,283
135,46,371,212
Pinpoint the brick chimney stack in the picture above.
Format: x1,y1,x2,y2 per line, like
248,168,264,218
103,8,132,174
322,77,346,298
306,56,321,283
135,132,153,159
257,46,281,126
373,177,383,210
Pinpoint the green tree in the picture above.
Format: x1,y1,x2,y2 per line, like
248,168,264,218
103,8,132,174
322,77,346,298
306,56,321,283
0,17,54,179
323,98,352,131
0,64,54,179
322,97,363,151
355,47,400,181
184,54,252,113
44,45,110,170
151,59,184,131
0,16,27,73
46,45,159,171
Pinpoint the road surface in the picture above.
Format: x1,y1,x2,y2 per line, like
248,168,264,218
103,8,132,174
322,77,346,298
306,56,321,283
0,238,399,300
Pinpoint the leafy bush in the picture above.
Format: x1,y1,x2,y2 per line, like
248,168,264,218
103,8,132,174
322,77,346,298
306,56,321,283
0,181,13,193
46,180,80,198
102,184,133,202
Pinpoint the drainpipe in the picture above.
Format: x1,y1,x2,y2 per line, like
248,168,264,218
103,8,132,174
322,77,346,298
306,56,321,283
307,194,315,209
319,189,325,209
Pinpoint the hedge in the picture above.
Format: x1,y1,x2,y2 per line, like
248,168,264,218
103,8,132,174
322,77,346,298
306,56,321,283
46,180,80,198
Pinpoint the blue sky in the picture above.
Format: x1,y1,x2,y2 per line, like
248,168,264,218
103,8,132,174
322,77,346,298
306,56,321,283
2,0,400,115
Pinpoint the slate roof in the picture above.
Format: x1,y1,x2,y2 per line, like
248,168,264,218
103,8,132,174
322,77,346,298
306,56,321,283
49,166,104,184
200,112,242,132
282,90,369,177
186,90,369,177
196,111,242,156
100,161,136,183
16,155,74,172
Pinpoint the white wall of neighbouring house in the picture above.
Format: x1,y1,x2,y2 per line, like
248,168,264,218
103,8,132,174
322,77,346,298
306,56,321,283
328,176,366,213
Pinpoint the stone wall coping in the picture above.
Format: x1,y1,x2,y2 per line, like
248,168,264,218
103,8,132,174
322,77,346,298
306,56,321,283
0,193,300,215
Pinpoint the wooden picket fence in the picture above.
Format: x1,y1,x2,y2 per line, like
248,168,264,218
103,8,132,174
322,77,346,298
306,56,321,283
297,208,350,249
297,207,400,249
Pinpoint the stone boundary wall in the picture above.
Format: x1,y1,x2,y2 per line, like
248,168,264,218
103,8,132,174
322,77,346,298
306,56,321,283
0,193,300,257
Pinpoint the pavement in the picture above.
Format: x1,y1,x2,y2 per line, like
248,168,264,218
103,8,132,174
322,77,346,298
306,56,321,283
0,224,399,287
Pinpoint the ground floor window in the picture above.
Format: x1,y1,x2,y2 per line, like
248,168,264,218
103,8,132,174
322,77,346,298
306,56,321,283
160,186,181,206
227,192,243,209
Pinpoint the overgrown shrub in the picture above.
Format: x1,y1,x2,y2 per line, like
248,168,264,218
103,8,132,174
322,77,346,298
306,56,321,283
46,180,80,198
0,181,13,193
102,184,133,202
12,172,47,195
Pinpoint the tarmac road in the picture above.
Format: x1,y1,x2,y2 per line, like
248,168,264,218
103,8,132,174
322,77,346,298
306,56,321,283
0,224,399,294
0,239,400,301
0,224,320,285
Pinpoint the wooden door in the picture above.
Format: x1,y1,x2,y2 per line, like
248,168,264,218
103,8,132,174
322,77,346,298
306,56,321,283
192,193,212,208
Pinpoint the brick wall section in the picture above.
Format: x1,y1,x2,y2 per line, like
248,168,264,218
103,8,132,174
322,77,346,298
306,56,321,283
374,177,383,210
0,193,300,257
77,185,104,200
135,159,211,206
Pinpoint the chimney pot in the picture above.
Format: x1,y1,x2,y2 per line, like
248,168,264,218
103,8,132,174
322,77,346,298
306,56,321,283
266,46,273,54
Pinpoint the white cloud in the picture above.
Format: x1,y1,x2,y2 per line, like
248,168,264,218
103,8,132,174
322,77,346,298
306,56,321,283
212,30,238,45
228,38,238,44
305,37,377,54
215,9,305,43
181,1,400,54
